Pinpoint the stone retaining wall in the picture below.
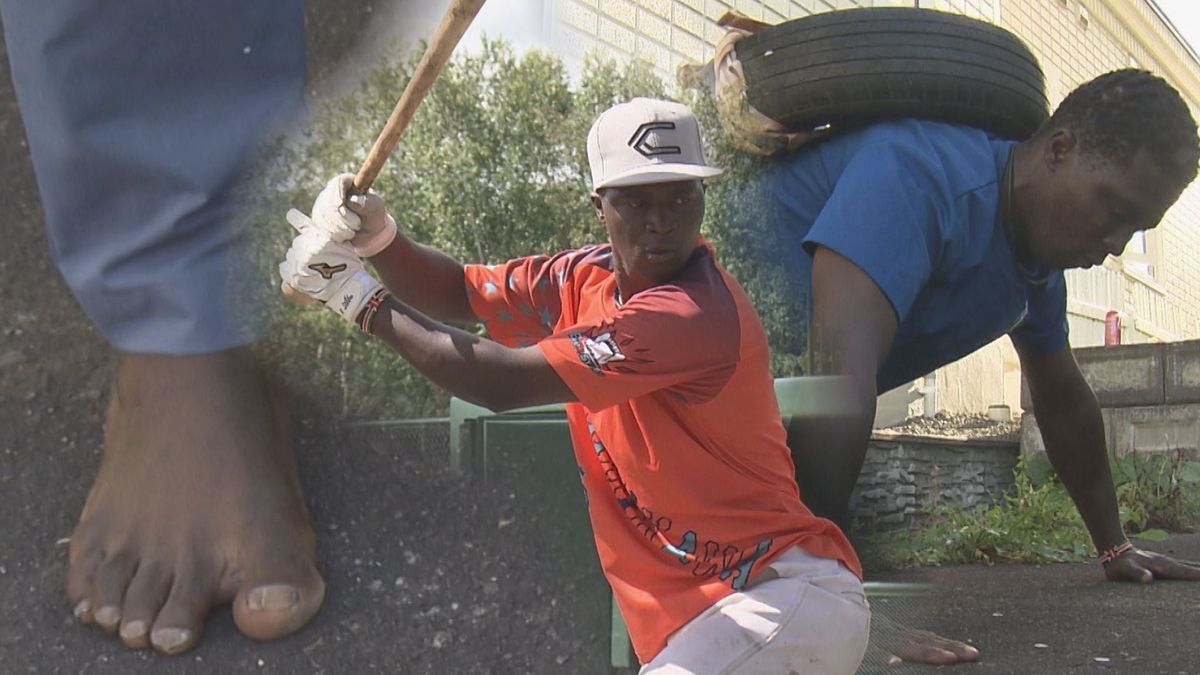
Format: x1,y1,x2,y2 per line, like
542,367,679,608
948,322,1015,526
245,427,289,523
850,434,1020,532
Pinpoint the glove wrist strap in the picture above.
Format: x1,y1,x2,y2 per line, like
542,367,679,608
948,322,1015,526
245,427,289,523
329,270,384,324
355,287,392,333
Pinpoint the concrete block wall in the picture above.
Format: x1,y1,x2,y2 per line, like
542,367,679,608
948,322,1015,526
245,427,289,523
1073,342,1166,406
1020,339,1200,458
1166,339,1200,402
1022,404,1200,459
1020,341,1200,409
1107,405,1200,458
850,435,1019,531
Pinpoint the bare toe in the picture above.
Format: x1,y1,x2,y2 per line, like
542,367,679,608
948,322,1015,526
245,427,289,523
119,560,170,649
150,566,218,655
89,550,138,632
66,547,101,624
234,562,325,641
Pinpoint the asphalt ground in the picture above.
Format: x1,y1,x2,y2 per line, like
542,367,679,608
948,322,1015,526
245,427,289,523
865,533,1200,675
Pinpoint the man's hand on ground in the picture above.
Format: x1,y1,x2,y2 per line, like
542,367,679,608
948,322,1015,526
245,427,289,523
1104,547,1200,583
869,614,980,667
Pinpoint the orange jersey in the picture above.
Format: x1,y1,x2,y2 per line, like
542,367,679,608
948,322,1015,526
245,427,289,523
464,243,861,662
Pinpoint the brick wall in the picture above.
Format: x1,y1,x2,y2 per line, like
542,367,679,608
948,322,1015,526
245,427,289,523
552,0,885,82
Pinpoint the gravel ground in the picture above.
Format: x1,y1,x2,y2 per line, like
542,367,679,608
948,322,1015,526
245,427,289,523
879,412,1021,442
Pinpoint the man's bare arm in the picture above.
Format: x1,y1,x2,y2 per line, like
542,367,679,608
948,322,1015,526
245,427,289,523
1019,344,1200,582
789,246,896,527
367,233,478,324
368,295,575,412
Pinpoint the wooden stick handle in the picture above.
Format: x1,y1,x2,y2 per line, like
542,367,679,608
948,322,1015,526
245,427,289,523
284,0,487,308
353,0,488,192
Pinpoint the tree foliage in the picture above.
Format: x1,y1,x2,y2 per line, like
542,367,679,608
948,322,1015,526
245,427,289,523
247,39,806,418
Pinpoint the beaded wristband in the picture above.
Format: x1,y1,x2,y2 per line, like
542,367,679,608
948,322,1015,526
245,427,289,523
1098,540,1133,564
356,288,392,333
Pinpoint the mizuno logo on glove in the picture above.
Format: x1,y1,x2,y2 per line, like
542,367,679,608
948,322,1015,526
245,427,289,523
308,262,348,279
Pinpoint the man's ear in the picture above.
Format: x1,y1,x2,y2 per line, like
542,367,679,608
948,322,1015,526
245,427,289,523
591,191,605,223
1045,128,1077,172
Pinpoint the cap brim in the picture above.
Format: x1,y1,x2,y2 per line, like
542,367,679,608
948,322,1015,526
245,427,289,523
595,164,724,190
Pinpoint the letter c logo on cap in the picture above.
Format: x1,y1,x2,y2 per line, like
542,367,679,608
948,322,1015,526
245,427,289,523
628,122,681,158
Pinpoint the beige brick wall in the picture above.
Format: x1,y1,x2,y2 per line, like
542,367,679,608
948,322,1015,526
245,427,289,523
552,0,893,80
548,0,1200,415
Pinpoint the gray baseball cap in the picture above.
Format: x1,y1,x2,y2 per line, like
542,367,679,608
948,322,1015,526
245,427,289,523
587,98,724,191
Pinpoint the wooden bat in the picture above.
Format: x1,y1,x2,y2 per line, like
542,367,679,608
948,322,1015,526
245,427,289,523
283,0,488,305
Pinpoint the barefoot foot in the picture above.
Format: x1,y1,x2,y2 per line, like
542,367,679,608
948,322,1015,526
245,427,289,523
66,349,324,654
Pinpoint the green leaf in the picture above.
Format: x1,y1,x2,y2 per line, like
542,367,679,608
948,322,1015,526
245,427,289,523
1112,453,1138,484
1130,528,1169,541
1178,461,1200,484
1025,453,1054,488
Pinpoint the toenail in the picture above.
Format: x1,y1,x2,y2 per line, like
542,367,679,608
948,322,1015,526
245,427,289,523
73,600,90,620
120,620,148,640
248,585,300,612
151,627,192,653
95,605,120,627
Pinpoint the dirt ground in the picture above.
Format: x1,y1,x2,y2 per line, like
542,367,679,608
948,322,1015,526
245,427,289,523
2,4,1199,674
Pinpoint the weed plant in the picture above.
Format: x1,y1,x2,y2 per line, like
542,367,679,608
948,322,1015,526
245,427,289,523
860,450,1200,570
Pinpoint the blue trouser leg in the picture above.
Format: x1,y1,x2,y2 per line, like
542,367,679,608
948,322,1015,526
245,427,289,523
0,1,305,354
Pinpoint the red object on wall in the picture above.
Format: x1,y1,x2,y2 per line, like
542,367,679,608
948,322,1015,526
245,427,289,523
1104,310,1122,346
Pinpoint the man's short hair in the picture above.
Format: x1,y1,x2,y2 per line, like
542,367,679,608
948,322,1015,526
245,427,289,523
1041,68,1199,186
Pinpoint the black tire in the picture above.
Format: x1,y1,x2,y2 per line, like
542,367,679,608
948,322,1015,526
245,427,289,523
738,8,1049,140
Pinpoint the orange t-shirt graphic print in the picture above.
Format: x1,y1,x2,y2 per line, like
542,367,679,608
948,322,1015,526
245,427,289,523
464,243,860,663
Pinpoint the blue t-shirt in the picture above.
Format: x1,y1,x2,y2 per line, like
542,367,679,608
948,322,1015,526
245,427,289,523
762,120,1068,393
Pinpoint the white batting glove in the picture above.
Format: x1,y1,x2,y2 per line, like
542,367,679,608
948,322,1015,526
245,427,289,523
311,173,398,257
279,209,385,324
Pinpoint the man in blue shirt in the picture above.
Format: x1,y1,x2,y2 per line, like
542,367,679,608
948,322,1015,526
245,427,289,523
765,69,1200,665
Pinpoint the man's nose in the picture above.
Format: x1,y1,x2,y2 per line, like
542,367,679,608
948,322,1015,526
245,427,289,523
644,204,675,232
